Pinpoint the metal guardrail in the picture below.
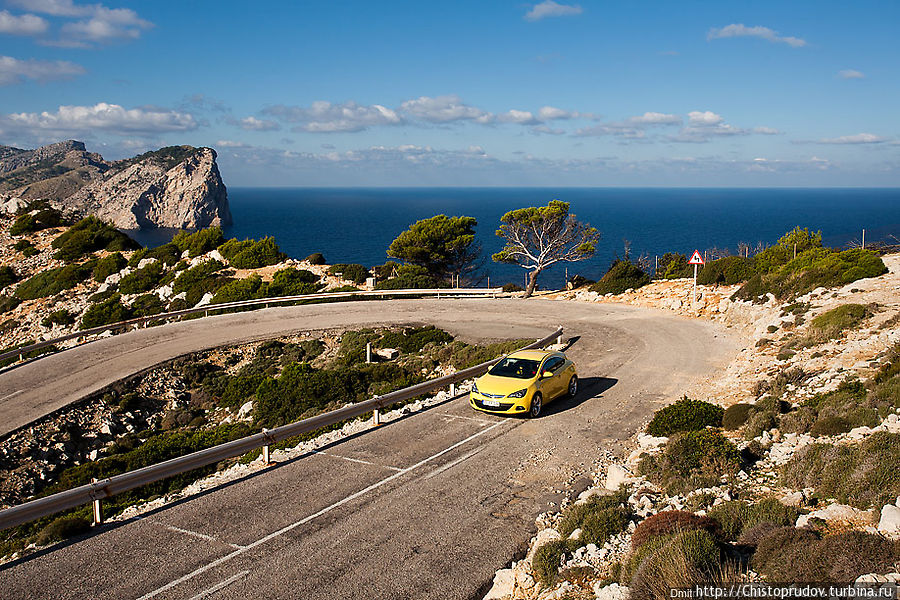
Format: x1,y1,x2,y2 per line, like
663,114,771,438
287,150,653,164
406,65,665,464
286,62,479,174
0,326,563,532
0,287,503,365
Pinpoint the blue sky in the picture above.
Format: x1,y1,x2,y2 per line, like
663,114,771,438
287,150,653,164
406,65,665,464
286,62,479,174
0,0,898,186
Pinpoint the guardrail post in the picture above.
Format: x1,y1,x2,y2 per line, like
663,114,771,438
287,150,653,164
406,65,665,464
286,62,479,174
262,444,271,465
91,478,102,526
372,396,382,426
366,342,372,363
450,382,456,396
557,329,563,345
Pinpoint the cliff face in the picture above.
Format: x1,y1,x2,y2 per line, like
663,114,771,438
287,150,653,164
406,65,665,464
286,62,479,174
0,141,231,230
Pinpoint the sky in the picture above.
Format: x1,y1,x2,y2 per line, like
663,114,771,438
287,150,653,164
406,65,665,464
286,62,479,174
0,0,898,187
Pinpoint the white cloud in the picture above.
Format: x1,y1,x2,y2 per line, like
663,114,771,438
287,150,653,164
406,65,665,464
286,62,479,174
687,111,724,126
0,55,85,85
818,133,885,144
838,69,865,79
531,125,566,135
14,1,154,47
399,95,492,124
236,116,280,131
628,112,681,125
0,10,48,35
263,101,403,133
537,106,577,120
524,1,583,22
499,109,541,125
9,0,91,17
2,103,198,136
707,24,806,48
575,111,680,138
753,126,781,135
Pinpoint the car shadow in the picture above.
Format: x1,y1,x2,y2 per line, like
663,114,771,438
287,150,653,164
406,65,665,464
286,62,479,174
539,376,618,417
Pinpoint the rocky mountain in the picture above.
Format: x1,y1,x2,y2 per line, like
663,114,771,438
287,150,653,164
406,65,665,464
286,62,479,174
0,141,231,230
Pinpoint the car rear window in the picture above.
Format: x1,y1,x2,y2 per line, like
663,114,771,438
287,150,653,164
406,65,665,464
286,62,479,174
488,357,540,379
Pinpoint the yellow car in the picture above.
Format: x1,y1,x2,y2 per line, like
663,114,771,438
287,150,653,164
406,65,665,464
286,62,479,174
470,349,577,418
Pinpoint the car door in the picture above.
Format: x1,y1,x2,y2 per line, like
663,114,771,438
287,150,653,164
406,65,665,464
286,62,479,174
541,357,566,399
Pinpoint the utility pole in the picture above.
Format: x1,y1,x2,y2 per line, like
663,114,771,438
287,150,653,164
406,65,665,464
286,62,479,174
862,229,866,250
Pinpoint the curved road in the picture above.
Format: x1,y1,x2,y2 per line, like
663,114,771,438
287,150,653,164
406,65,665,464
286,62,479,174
1,298,738,599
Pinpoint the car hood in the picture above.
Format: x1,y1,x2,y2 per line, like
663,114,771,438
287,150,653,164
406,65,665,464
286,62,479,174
475,373,535,396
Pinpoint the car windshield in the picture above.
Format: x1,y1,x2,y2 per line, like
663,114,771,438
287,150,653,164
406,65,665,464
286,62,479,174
488,357,540,379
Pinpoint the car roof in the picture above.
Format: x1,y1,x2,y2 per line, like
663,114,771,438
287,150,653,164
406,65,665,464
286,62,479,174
506,349,562,361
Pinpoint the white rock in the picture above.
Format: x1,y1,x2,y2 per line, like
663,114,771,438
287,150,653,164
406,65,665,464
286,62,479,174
877,504,900,539
194,292,214,308
797,503,878,528
237,401,254,420
567,528,582,541
105,271,124,285
781,491,804,507
593,582,630,600
606,464,636,491
208,249,225,262
524,528,562,569
0,196,27,215
483,568,516,600
848,426,872,439
856,573,890,583
137,257,158,269
157,284,173,300
637,433,668,450
887,414,899,424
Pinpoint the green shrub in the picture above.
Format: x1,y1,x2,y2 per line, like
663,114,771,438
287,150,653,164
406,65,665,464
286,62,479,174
0,294,21,314
697,256,756,285
808,415,850,437
92,252,127,282
328,263,371,284
211,274,267,304
142,243,181,266
173,260,229,306
646,396,723,437
743,410,778,440
639,430,741,494
42,309,75,327
305,252,326,265
172,227,224,257
627,530,722,596
16,262,93,299
218,237,286,268
722,404,753,430
13,239,31,251
0,266,18,289
34,514,91,546
118,261,165,295
130,293,165,317
81,294,132,329
267,268,323,296
753,528,900,582
22,245,39,257
502,283,524,292
706,498,799,541
590,260,650,295
558,491,631,546
781,431,900,509
10,207,63,235
631,511,721,550
808,304,872,341
377,326,453,353
660,253,693,279
374,263,443,289
532,540,568,586
51,216,139,261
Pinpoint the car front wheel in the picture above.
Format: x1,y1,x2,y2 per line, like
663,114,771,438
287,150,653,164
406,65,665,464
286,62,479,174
568,375,578,397
529,392,542,418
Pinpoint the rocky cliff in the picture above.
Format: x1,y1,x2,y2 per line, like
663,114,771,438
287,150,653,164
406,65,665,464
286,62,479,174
0,141,231,230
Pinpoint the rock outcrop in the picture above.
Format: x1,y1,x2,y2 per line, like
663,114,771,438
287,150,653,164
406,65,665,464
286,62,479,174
0,141,231,230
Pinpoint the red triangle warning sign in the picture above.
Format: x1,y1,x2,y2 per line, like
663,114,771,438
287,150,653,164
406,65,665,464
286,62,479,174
688,250,705,265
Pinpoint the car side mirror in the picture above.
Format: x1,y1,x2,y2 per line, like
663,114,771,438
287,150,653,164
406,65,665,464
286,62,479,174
541,371,552,378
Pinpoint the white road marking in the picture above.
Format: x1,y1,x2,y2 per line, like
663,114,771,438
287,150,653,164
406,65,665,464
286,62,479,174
156,524,244,550
187,570,249,600
424,447,483,480
0,390,23,402
136,421,506,600
439,413,494,425
312,451,402,471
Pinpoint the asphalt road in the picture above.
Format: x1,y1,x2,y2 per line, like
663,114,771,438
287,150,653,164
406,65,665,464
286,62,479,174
0,298,739,599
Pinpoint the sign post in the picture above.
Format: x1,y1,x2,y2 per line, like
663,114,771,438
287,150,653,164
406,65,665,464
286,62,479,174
688,250,705,302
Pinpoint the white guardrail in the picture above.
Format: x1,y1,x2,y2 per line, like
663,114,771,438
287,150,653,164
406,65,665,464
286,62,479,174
0,326,563,531
0,287,504,366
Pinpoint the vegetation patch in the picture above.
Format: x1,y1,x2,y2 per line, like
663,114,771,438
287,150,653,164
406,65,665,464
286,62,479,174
92,252,127,282
697,256,756,285
327,263,371,284
218,237,286,269
15,262,94,299
533,539,569,586
0,266,18,289
639,430,741,494
51,216,139,262
41,309,75,327
626,529,724,596
118,261,165,294
172,227,224,258
10,207,63,235
707,498,800,541
645,396,723,437
81,294,132,329
558,490,631,546
589,260,650,295
631,510,721,550
807,303,874,341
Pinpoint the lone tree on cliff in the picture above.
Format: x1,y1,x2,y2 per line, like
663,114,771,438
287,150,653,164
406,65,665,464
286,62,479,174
387,214,482,284
493,200,599,298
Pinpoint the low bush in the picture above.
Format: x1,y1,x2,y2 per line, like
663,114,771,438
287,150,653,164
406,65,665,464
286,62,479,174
807,303,872,341
639,430,741,494
697,256,755,285
0,294,21,314
10,207,63,235
502,283,524,292
130,294,165,317
631,511,721,550
267,268,322,296
377,326,453,353
172,227,224,257
590,260,650,295
51,216,139,261
707,498,799,541
81,294,132,329
780,431,900,509
305,252,326,265
660,253,693,279
627,530,723,598
809,415,851,437
752,528,900,582
743,410,777,440
374,263,443,290
210,274,267,304
532,539,568,586
16,262,93,299
118,261,165,295
42,309,75,327
218,237,286,269
646,396,723,437
327,263,370,284
92,252,127,282
141,243,181,266
13,240,31,251
34,514,91,546
722,403,753,430
172,260,229,306
0,266,18,289
558,491,631,546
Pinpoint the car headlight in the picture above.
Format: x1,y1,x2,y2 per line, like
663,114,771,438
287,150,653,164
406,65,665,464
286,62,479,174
508,388,527,399
472,381,479,394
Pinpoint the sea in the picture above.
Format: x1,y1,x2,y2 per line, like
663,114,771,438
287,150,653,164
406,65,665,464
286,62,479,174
130,188,900,290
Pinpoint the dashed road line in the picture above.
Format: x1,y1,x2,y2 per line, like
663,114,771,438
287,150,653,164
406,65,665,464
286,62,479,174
187,570,249,600
439,413,495,425
136,420,506,600
312,451,403,471
152,523,244,550
424,447,483,480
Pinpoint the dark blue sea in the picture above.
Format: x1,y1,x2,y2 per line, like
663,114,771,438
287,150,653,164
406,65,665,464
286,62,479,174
132,188,900,290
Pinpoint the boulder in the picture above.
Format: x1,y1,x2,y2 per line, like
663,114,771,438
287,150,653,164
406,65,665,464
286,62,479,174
593,582,630,600
877,504,900,539
796,503,878,528
605,464,636,491
483,569,515,600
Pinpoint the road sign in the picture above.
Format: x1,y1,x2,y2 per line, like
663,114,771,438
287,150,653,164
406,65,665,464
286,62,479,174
688,250,705,265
